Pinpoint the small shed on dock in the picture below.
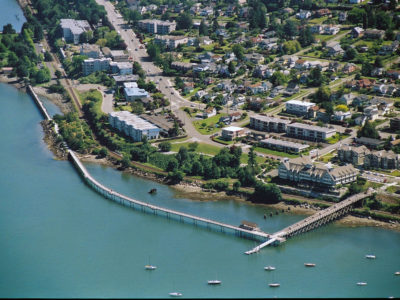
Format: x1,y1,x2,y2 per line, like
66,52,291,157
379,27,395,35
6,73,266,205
239,221,260,231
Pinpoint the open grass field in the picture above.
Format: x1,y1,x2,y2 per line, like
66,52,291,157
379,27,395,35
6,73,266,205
193,113,227,135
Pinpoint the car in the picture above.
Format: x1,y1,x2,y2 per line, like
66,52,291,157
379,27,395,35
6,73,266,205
171,91,174,95
135,48,138,51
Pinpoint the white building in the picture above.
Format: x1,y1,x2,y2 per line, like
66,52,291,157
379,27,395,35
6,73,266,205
154,35,188,49
82,58,111,76
124,85,149,101
80,43,101,58
285,100,316,117
110,50,129,62
250,115,291,133
138,19,176,34
286,123,336,141
110,62,133,75
60,19,91,45
108,111,160,141
278,156,358,188
260,138,309,153
221,126,246,141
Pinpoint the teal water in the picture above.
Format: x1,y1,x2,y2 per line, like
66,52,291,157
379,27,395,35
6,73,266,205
0,0,26,33
0,84,400,298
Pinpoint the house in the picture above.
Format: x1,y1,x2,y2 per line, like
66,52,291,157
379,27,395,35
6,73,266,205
193,64,209,72
171,61,194,72
379,40,399,55
373,84,389,95
285,100,316,117
347,78,376,90
283,82,300,97
363,29,385,40
390,117,400,131
316,108,329,122
327,43,344,57
124,85,149,101
229,112,242,122
278,156,358,188
246,81,272,94
315,8,331,17
355,115,367,126
332,111,351,121
260,138,309,153
323,25,340,35
364,105,379,120
371,67,385,77
183,82,194,93
352,95,370,107
311,25,323,34
342,63,357,74
1,67,13,75
386,70,400,80
339,94,355,105
364,150,400,170
339,11,347,23
244,53,264,64
329,61,341,73
198,36,213,45
351,27,364,38
221,126,246,141
202,107,216,118
60,19,91,45
370,97,394,114
296,10,311,20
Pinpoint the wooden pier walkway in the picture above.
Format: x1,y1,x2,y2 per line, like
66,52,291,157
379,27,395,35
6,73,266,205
245,190,373,254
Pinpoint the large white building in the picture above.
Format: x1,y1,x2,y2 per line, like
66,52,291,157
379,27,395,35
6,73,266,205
82,58,111,76
154,35,188,49
110,62,133,75
260,138,309,153
250,115,291,133
285,100,316,117
108,111,160,142
60,19,91,44
138,19,176,34
278,156,358,188
286,122,336,141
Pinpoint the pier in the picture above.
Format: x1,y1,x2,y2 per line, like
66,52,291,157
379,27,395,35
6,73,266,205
245,190,373,254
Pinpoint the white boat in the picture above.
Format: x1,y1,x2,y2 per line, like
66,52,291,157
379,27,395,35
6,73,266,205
145,265,157,270
365,255,376,259
169,292,182,297
357,282,367,286
269,283,280,287
207,280,222,285
264,266,276,271
394,271,400,275
304,263,316,267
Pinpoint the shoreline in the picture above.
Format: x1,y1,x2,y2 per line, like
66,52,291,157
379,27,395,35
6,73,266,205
2,78,400,233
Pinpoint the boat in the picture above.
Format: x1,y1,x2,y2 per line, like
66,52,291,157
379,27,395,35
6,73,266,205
394,271,400,275
365,254,376,259
304,263,316,267
264,266,276,271
357,282,367,286
269,283,280,287
145,265,157,270
148,188,157,194
169,292,182,297
207,280,222,285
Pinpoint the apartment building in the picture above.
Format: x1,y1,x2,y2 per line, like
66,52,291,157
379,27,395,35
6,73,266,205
221,126,246,141
138,19,176,34
110,61,133,75
285,100,316,117
82,58,111,76
260,138,309,153
108,111,160,142
278,156,358,188
249,115,291,133
154,35,188,49
60,19,91,44
80,43,101,58
286,123,336,141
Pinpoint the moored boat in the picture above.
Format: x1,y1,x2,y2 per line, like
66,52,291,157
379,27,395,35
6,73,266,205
207,280,222,285
149,188,157,194
304,263,316,267
145,265,157,270
357,282,367,286
269,283,280,287
264,266,276,271
394,271,400,275
169,292,182,297
365,254,376,259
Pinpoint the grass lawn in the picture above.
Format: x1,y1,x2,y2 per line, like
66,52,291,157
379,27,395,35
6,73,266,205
213,136,234,145
240,153,266,164
326,133,350,144
386,185,400,194
318,151,336,163
308,16,329,24
254,147,299,158
170,142,222,156
184,87,201,99
193,113,227,135
313,34,335,43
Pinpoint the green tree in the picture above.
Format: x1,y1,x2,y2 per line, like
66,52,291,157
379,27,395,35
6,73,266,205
252,181,282,204
283,19,299,37
2,24,16,34
158,141,172,152
177,12,193,30
199,19,208,36
167,169,184,184
232,44,245,61
188,142,199,152
357,121,380,139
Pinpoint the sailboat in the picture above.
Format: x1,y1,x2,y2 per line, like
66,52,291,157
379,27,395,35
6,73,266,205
144,256,157,270
208,271,222,285
268,271,280,287
357,282,367,286
365,254,376,259
264,266,276,271
169,292,182,297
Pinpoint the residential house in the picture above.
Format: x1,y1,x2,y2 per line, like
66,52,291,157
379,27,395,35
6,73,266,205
351,27,364,38
124,86,149,101
390,117,400,131
246,81,272,94
327,43,344,57
332,111,351,121
342,63,357,74
373,84,389,95
352,95,370,107
364,150,400,170
296,10,311,19
244,53,264,64
283,82,300,97
323,25,340,35
355,137,385,149
379,40,399,55
371,67,385,77
386,70,400,80
363,29,385,40
315,8,331,17
278,156,358,188
364,105,379,120
171,61,194,72
338,145,370,166
339,11,347,23
183,81,194,93
311,25,323,34
370,97,394,114
202,107,216,118
349,0,361,3
329,61,341,73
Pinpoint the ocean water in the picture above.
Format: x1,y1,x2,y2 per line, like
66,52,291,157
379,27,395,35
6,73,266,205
0,0,26,33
